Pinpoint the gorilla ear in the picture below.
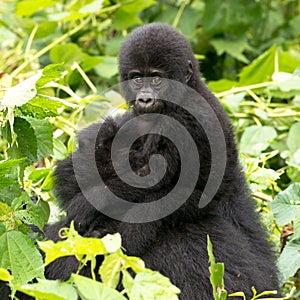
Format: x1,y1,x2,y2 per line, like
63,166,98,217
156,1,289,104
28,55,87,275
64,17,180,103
185,60,193,83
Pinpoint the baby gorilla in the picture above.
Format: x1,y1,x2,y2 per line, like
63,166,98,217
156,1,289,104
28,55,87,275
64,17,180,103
45,23,280,299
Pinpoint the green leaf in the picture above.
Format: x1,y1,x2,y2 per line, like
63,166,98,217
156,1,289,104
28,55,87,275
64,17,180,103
0,268,13,282
94,57,118,79
13,117,37,162
16,0,59,17
80,2,101,14
112,0,155,30
0,231,44,284
36,64,63,89
100,252,122,288
207,236,227,300
210,37,252,63
220,92,245,113
2,74,41,107
25,118,53,158
38,225,112,265
50,44,83,68
270,183,300,226
50,44,103,72
238,45,277,86
12,192,48,230
19,97,64,119
202,0,260,37
239,125,277,156
72,274,127,300
123,256,145,274
125,271,181,300
287,122,300,153
28,168,51,182
101,233,122,253
0,158,27,178
277,238,300,282
248,168,280,191
53,139,69,160
208,79,238,93
16,279,77,300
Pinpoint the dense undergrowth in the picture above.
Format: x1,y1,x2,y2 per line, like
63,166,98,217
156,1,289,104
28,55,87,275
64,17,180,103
0,0,300,299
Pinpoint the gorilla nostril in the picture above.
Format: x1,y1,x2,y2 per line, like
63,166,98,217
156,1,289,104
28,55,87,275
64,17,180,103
138,97,154,106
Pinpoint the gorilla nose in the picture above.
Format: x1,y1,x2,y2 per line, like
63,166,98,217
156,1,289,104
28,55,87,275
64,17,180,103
137,94,155,108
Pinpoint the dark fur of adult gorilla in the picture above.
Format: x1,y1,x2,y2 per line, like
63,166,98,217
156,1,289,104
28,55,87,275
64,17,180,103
43,23,280,299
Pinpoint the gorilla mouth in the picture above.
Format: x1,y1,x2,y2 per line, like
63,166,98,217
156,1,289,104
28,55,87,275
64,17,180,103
134,98,164,115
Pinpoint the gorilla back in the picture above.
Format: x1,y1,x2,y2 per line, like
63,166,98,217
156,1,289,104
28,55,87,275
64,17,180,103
46,23,280,299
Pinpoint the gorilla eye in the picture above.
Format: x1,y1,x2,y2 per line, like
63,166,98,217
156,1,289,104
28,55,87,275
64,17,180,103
133,77,143,85
152,76,162,86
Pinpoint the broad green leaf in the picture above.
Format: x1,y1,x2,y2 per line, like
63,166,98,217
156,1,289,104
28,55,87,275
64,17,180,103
0,158,27,177
77,0,103,14
16,279,77,300
220,92,245,113
36,64,63,89
287,122,300,153
50,44,103,72
101,233,122,253
277,238,300,282
259,10,284,41
0,268,13,282
28,168,51,182
39,225,110,265
270,183,300,225
248,168,280,191
72,274,127,300
0,184,22,206
123,256,145,274
53,139,69,160
238,45,277,86
279,46,300,73
0,231,44,284
239,125,277,156
210,37,252,63
34,22,57,39
154,6,199,38
208,79,238,94
13,117,37,162
12,192,48,230
202,0,260,37
50,44,83,68
16,0,59,16
94,57,118,79
99,252,122,288
112,0,155,30
81,54,104,72
122,270,134,297
125,271,180,300
25,118,53,158
2,74,41,107
19,97,64,119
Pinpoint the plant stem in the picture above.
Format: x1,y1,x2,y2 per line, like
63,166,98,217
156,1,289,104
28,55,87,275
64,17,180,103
216,81,276,98
11,16,92,78
72,62,97,94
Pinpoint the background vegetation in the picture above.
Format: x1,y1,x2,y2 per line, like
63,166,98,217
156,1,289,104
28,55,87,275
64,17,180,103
0,0,299,299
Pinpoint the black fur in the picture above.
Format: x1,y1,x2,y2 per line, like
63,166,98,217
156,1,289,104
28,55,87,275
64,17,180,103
43,24,280,299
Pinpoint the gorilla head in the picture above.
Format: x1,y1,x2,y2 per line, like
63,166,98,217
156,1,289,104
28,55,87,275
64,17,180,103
118,23,200,115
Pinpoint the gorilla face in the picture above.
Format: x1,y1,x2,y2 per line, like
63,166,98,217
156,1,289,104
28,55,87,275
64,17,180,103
128,69,166,114
125,64,194,115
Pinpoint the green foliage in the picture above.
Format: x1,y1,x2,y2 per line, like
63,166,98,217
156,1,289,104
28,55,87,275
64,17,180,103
3,223,180,300
207,236,227,300
0,0,300,298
